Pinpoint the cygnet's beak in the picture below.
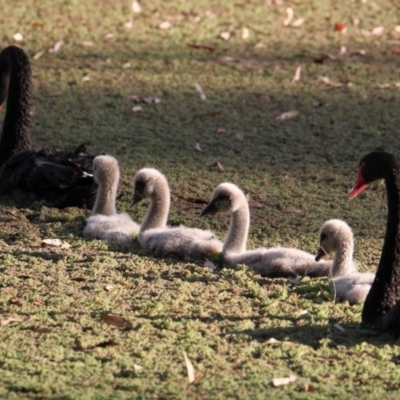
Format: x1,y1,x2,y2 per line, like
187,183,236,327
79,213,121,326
130,193,143,206
200,199,217,217
315,246,326,262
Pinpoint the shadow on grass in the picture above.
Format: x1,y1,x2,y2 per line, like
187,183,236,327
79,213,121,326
233,321,399,348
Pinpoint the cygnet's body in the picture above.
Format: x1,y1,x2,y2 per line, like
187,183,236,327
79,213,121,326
83,155,139,244
201,182,332,277
316,219,375,304
132,168,223,257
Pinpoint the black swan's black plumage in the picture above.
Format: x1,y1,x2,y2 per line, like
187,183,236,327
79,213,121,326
349,151,400,333
0,45,96,209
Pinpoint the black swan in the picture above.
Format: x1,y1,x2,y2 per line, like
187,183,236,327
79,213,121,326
0,45,96,209
349,151,400,331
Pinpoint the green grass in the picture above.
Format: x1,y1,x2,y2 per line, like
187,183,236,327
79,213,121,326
1,0,400,398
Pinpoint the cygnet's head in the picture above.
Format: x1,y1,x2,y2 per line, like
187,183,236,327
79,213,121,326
201,182,246,217
131,168,167,205
92,155,119,186
315,219,353,261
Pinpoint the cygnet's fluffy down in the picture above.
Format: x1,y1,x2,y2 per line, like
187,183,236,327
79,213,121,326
132,168,223,258
316,219,375,304
201,182,332,277
84,213,138,245
83,155,139,244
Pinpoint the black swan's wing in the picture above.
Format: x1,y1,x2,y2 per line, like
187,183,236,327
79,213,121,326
0,146,96,209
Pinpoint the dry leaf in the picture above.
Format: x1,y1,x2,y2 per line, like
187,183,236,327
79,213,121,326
41,238,71,249
292,65,301,83
159,21,172,29
287,209,304,215
194,142,203,152
133,364,143,371
18,275,33,280
334,23,346,32
94,339,118,348
82,76,90,82
13,33,23,41
123,62,131,69
74,338,85,351
183,351,195,383
220,31,230,41
174,193,208,204
204,260,217,270
143,97,161,104
216,127,226,133
124,19,133,29
101,314,132,329
334,323,344,331
194,83,206,100
82,41,95,47
247,197,263,208
71,277,87,282
104,284,114,292
371,26,384,36
1,317,23,326
213,162,224,171
33,327,51,334
132,106,142,112
339,45,347,55
9,298,22,306
276,110,299,121
271,375,297,387
242,27,249,39
187,43,215,52
283,7,293,26
304,384,316,393
49,40,63,53
132,0,142,13
318,76,343,88
292,18,305,27
33,50,45,60
264,337,280,345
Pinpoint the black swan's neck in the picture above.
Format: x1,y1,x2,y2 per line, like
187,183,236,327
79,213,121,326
0,46,32,167
362,164,400,331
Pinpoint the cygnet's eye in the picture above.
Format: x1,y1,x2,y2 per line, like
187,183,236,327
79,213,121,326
320,233,327,242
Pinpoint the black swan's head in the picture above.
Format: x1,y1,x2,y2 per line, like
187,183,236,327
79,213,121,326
349,151,399,198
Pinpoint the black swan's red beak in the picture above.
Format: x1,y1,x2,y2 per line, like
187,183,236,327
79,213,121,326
349,163,368,198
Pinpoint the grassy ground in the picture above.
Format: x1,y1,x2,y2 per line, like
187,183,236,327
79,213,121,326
1,0,400,398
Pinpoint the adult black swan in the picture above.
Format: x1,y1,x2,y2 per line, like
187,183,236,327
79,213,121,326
349,151,400,333
0,45,96,209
